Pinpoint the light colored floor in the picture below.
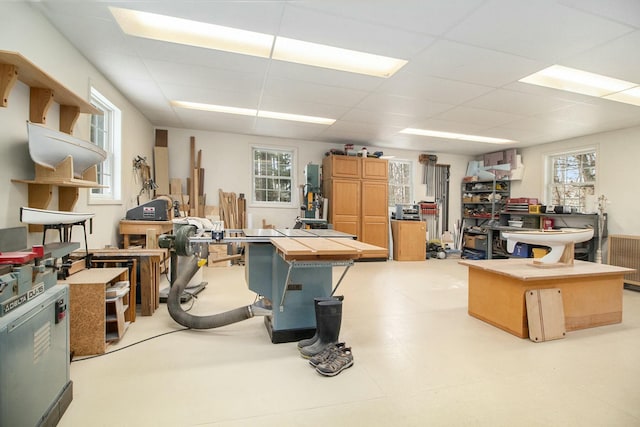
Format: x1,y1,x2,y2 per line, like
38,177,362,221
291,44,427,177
59,259,640,427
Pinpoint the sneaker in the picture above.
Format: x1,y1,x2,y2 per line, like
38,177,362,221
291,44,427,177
315,347,354,377
309,343,346,367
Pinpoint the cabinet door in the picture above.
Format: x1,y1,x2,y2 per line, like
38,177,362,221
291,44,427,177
392,221,427,261
362,157,388,180
328,179,360,237
361,180,388,248
323,155,360,179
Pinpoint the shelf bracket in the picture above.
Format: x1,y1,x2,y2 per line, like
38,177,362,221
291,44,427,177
60,105,80,134
29,87,54,124
26,182,52,233
0,63,18,107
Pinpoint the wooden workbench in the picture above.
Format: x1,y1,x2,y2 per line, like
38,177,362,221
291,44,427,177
459,258,634,338
119,220,173,249
75,248,168,316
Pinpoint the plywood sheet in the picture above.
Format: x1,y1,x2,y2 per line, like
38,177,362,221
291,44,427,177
328,238,388,258
459,258,633,281
526,288,566,342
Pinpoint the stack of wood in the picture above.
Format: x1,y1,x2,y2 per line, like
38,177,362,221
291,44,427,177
219,190,247,229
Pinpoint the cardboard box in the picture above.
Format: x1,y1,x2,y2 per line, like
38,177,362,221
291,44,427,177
208,244,230,267
464,235,488,251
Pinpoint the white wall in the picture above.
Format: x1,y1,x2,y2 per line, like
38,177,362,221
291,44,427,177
0,3,155,248
510,126,640,236
164,127,472,230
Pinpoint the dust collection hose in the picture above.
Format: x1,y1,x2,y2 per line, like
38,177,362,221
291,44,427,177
167,255,271,329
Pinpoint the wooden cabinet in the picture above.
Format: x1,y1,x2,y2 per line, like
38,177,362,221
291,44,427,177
64,267,132,356
323,155,389,258
391,220,426,261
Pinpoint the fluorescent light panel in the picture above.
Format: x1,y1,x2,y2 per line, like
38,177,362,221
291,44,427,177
170,101,256,116
110,7,406,78
604,86,640,107
171,100,335,125
520,65,640,106
110,7,273,58
272,37,407,78
400,128,515,144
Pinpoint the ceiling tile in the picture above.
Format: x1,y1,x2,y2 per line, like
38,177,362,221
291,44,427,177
446,0,634,62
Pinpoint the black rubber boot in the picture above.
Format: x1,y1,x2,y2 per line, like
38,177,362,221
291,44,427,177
299,300,342,359
297,296,334,350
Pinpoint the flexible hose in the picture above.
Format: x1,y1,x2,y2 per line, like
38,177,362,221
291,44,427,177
167,255,254,329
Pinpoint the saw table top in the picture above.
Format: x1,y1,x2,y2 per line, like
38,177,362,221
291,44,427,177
270,237,386,261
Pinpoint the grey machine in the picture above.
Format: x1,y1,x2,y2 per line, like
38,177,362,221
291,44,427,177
0,227,72,427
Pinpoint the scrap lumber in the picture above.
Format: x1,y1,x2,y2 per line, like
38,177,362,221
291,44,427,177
154,129,170,196
189,137,196,216
237,193,246,228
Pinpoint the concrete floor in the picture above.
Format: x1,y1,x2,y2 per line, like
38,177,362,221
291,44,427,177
59,259,640,426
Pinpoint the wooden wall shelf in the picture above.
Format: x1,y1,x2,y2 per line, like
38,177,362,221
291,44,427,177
0,50,100,134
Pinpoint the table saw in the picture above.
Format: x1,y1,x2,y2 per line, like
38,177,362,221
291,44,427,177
164,226,387,343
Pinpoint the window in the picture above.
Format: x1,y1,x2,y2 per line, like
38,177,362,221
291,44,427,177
251,146,294,206
89,88,121,203
388,159,413,207
546,148,596,212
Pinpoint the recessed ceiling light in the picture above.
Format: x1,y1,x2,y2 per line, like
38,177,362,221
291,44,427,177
110,7,406,77
520,65,640,106
272,37,407,78
110,7,274,58
172,100,335,125
399,128,515,144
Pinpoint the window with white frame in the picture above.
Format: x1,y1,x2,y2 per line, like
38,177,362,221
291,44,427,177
546,147,596,212
251,146,294,206
89,88,121,203
388,159,413,207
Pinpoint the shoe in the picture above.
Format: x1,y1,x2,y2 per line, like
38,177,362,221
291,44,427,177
309,343,346,367
315,346,353,377
297,297,335,350
299,300,342,359
297,295,344,351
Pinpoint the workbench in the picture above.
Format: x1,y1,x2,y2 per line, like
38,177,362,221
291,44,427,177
79,248,168,316
119,220,173,248
459,259,634,338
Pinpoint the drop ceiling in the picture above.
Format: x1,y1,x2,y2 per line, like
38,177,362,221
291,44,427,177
32,0,640,156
